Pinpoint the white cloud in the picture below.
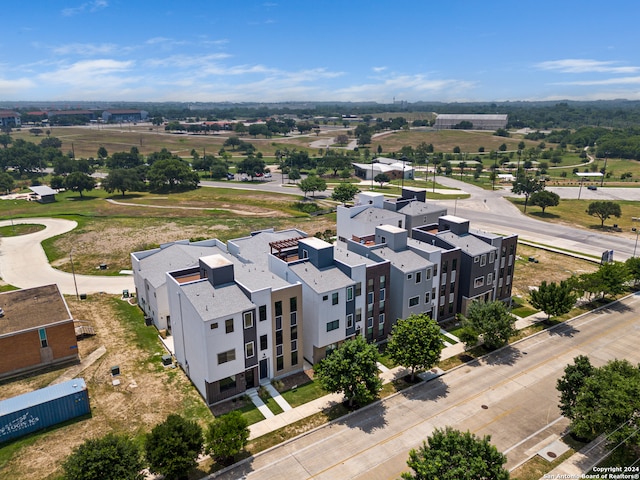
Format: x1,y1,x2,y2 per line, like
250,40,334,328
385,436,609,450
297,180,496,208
535,59,640,74
554,76,640,86
38,59,136,87
372,66,387,73
51,43,121,56
61,0,108,16
0,77,36,95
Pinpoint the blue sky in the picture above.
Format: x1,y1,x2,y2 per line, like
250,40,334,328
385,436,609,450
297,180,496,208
2,0,640,103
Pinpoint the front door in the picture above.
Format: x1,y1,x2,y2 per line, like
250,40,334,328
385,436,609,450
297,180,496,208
245,368,255,389
259,359,268,380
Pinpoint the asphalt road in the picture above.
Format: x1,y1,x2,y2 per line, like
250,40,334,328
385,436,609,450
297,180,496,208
214,294,640,479
0,217,134,295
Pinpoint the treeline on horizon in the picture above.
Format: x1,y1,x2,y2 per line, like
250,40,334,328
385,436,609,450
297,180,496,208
4,99,640,130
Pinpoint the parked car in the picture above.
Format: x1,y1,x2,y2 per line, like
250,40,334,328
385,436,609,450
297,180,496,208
226,173,235,180
264,172,272,178
587,185,597,190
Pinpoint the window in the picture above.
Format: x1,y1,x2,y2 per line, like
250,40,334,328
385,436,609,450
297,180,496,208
332,292,339,305
290,311,297,326
38,328,48,348
425,292,431,304
277,356,284,371
407,273,413,280
290,296,297,312
452,258,457,271
474,256,479,263
323,295,328,301
276,330,283,345
379,288,385,302
219,375,236,392
409,296,420,307
356,308,362,323
260,334,268,351
355,282,362,297
243,311,254,329
368,278,374,290
225,319,234,334
326,320,340,332
367,291,374,305
275,301,283,317
210,322,218,330
440,295,445,306
367,317,374,328
245,342,255,359
487,273,493,284
480,254,487,267
378,313,385,329
474,276,485,288
291,325,298,340
426,268,431,280
415,271,422,284
381,236,386,244
442,261,448,273
259,305,267,321
217,349,236,364
302,249,309,259
380,275,386,289
449,292,454,303
291,351,298,366
347,286,354,301
275,316,282,331
489,251,495,263
441,275,446,286
326,343,338,356
291,339,298,352
347,314,354,329
434,264,438,276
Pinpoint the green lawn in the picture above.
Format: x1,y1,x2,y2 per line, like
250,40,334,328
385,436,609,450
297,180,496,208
263,396,284,416
237,402,265,425
280,381,328,408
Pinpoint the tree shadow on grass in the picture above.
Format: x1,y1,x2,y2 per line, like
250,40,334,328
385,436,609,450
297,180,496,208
529,211,560,219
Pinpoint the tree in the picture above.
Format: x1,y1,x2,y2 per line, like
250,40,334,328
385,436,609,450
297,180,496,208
148,158,199,192
557,355,594,421
145,414,204,480
374,173,390,187
460,300,516,350
236,156,266,180
331,182,359,205
401,427,509,480
62,433,143,480
512,175,544,213
97,146,108,160
314,335,382,407
592,261,629,299
529,280,577,321
298,175,326,198
288,168,301,183
586,201,622,228
0,133,12,148
569,359,640,450
223,136,241,150
64,172,96,198
102,168,145,196
529,190,560,214
386,314,443,382
625,256,640,286
0,172,14,193
335,134,349,145
205,411,249,465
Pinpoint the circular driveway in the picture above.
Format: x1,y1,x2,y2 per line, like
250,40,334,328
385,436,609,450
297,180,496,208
0,217,134,295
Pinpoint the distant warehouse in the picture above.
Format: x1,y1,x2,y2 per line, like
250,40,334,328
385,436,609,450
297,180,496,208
434,114,508,131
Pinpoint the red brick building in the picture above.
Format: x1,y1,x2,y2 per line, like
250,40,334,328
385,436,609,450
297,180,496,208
0,285,78,379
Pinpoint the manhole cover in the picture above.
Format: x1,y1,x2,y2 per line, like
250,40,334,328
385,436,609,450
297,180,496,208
481,405,488,409
547,451,557,458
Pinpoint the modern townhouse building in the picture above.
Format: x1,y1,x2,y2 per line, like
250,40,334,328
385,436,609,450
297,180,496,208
383,187,448,235
337,191,405,244
131,239,226,331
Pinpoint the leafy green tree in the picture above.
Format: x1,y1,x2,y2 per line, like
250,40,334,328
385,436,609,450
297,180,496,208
223,136,241,150
148,158,199,192
63,433,143,480
298,175,326,198
145,414,204,480
0,171,14,193
557,355,594,421
97,146,108,160
0,133,12,148
625,256,640,286
236,156,266,180
512,175,544,213
529,280,577,321
374,173,390,187
288,168,301,183
386,314,443,381
571,359,640,449
331,182,359,204
50,175,65,190
460,300,516,350
64,172,96,198
205,411,249,465
314,335,382,407
586,201,622,228
529,190,560,214
107,151,143,170
401,427,509,480
102,168,145,196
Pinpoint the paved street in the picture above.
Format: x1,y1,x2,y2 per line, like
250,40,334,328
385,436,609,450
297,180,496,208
214,294,640,479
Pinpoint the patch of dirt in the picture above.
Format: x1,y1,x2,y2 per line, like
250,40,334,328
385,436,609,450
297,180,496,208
0,295,208,479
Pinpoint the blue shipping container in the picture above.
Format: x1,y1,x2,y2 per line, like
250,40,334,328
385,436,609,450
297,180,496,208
0,378,90,443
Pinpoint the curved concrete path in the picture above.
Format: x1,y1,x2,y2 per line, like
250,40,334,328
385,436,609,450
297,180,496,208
0,217,134,295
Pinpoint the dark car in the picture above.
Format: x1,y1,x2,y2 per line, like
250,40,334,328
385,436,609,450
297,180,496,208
587,185,597,191
226,173,235,180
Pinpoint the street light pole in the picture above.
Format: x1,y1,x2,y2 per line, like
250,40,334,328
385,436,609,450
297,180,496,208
601,153,608,187
70,249,79,300
633,217,640,257
401,155,407,191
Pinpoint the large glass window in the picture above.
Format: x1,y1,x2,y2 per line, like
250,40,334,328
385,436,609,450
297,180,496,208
260,334,268,350
409,296,419,307
225,319,234,334
259,305,267,321
245,342,255,359
290,296,297,312
332,292,339,305
275,300,283,317
347,286,354,301
217,349,236,364
38,328,48,348
326,320,340,332
243,311,254,329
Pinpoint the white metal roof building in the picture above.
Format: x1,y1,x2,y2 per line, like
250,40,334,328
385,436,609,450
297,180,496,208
434,114,508,130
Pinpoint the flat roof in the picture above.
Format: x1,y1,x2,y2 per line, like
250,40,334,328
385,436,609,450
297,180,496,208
0,285,72,336
0,378,86,416
576,172,603,177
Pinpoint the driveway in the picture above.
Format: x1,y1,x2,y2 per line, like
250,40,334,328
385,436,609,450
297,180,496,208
0,217,134,295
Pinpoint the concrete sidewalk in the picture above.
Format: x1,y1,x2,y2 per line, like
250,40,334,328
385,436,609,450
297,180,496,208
247,310,545,441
